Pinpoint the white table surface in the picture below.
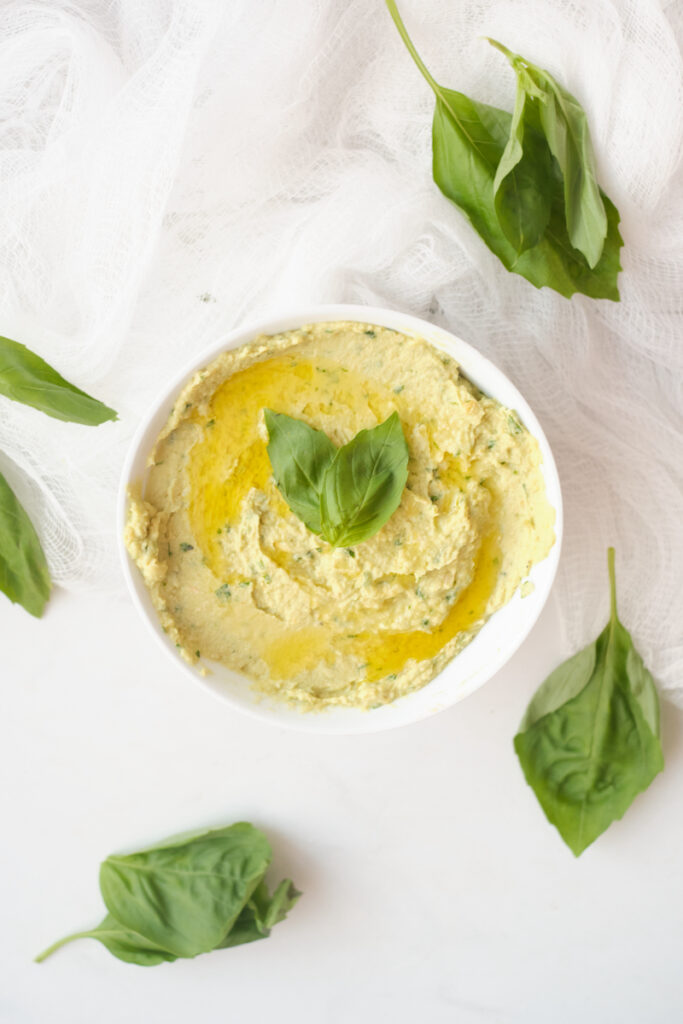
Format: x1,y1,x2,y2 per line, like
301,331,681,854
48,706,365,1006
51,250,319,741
3,580,682,1024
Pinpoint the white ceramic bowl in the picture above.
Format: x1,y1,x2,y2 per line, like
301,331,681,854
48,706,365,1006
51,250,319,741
118,304,562,734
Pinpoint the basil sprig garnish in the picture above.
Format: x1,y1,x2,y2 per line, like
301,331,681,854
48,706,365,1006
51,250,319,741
265,409,409,548
35,823,300,965
385,1,622,300
0,335,117,616
515,549,663,856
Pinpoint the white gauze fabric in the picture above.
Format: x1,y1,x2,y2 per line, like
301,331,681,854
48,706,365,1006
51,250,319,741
0,0,681,701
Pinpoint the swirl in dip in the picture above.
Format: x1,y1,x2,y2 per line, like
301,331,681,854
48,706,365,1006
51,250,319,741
125,321,555,710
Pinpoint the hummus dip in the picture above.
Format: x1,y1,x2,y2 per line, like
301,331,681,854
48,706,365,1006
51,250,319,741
125,321,555,710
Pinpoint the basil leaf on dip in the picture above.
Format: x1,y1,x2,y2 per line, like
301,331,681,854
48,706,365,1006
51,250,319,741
265,409,409,547
320,412,409,547
264,408,336,535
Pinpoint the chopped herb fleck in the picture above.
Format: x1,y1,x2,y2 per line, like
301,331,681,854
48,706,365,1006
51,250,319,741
393,384,405,394
487,439,496,449
180,542,194,552
195,650,200,658
215,583,231,600
206,419,215,427
394,536,404,547
364,329,376,337
346,548,356,557
507,413,523,434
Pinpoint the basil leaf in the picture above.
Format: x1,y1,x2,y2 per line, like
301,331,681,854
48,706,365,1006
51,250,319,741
514,549,664,856
215,879,301,949
265,408,336,534
35,823,300,965
534,182,622,300
492,75,554,254
265,410,409,547
0,336,117,424
320,412,409,547
99,823,272,957
0,469,51,617
488,40,608,268
385,1,622,300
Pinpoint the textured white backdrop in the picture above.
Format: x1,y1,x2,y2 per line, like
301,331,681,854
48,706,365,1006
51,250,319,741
0,0,680,698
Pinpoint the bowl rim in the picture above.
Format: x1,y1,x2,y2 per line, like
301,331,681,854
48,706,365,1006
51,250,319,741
117,303,563,734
